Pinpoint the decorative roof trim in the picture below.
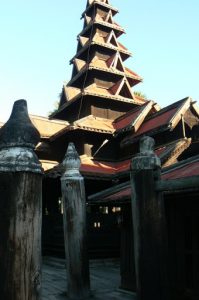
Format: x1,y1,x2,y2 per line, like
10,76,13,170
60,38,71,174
159,138,191,167
169,97,192,129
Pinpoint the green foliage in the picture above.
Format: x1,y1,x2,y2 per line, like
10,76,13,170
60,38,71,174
134,91,147,99
48,100,59,116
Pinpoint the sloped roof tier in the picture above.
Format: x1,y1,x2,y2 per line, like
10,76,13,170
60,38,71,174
45,153,199,181
155,138,191,167
88,182,131,203
84,10,119,28
70,57,142,87
121,97,195,146
59,83,145,106
51,92,140,120
83,85,145,104
45,156,131,179
83,0,118,17
50,115,114,141
74,115,114,133
79,19,125,39
162,155,199,180
45,137,190,180
29,115,69,138
88,152,199,203
113,101,155,134
72,39,131,63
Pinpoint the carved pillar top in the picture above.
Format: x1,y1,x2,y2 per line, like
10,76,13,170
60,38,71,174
0,100,42,173
61,143,82,178
0,100,40,149
131,136,161,170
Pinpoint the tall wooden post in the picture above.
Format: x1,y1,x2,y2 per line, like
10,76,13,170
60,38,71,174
0,100,43,300
61,143,90,300
130,136,167,300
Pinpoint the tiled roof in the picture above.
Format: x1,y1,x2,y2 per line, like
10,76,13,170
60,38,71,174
30,115,69,138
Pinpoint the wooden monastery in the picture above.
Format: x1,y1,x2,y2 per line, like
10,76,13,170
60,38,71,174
18,0,199,298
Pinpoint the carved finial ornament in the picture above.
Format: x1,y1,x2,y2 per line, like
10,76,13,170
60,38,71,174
132,136,161,170
62,143,81,177
0,100,42,173
0,100,40,149
140,136,155,155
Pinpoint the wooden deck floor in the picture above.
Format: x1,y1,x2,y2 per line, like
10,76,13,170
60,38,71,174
42,256,137,300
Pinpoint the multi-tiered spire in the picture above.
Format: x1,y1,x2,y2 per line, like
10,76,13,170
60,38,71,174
52,0,145,122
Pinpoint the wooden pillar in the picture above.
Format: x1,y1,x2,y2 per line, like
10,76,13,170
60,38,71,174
130,136,167,300
61,143,90,300
120,204,136,291
0,100,43,300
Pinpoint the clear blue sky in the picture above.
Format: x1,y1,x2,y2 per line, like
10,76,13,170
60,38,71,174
0,0,198,122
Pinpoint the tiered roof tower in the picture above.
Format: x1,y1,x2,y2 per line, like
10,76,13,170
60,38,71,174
52,0,145,122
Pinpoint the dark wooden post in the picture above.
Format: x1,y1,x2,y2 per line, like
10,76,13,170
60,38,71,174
0,100,43,300
130,136,167,300
61,143,90,300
